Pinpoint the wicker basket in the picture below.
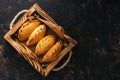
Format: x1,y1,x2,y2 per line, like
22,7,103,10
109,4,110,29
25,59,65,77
4,3,77,76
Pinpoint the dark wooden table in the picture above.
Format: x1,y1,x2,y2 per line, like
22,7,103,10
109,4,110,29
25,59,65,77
0,0,120,80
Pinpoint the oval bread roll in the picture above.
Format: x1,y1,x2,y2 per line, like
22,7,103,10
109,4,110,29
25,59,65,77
26,24,46,46
42,40,62,63
18,19,40,41
35,35,56,56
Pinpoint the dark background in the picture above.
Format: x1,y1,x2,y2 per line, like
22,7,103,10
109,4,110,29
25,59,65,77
0,0,120,80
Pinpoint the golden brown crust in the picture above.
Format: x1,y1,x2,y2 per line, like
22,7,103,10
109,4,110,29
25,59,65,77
35,35,56,56
26,24,46,46
18,19,40,41
42,40,62,63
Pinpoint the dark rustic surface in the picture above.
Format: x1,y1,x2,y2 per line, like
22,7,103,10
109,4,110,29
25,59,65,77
0,0,120,80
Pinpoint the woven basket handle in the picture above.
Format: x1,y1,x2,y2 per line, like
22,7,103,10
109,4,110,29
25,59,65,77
52,50,72,71
10,9,28,29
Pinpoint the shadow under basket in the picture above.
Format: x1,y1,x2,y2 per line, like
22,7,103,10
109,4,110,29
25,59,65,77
4,3,77,76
